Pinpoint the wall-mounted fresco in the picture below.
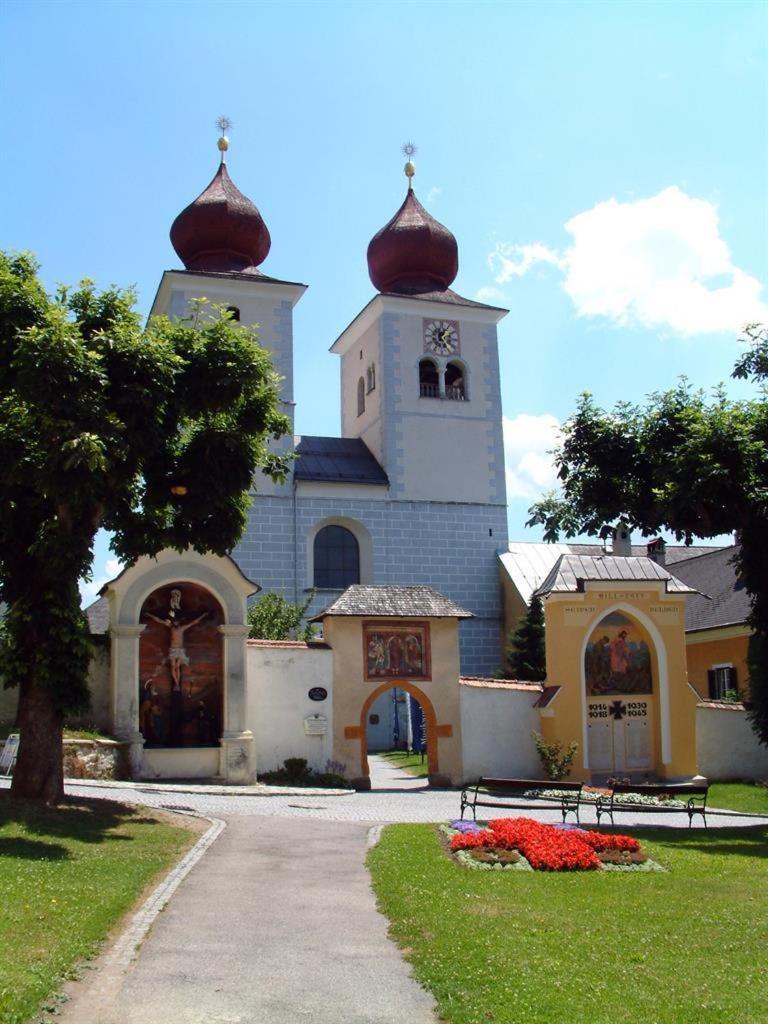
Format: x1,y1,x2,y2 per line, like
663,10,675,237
363,621,431,681
139,583,224,748
584,611,653,696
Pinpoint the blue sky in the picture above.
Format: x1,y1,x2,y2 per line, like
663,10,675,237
1,0,766,600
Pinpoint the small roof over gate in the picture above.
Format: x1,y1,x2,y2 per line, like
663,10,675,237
312,584,473,620
534,554,699,597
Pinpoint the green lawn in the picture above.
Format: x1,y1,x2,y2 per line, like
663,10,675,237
0,795,195,1024
709,781,768,815
378,750,429,778
368,823,768,1024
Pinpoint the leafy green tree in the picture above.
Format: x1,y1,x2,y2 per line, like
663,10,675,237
0,252,289,802
506,595,546,681
247,590,316,642
528,324,768,746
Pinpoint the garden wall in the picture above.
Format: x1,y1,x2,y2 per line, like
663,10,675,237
696,702,768,780
460,679,541,781
247,640,334,775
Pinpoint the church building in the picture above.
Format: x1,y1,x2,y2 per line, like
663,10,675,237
151,137,509,676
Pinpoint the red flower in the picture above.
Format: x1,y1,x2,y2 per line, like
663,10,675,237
450,818,642,871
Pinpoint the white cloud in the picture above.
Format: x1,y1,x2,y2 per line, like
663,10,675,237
503,413,561,499
474,285,506,303
489,187,768,335
427,186,442,204
79,556,124,604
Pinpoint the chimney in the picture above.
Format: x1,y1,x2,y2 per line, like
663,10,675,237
647,537,666,566
612,522,632,557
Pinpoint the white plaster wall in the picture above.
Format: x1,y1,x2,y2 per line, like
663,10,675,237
696,705,768,780
340,321,382,459
247,643,334,774
460,682,541,781
400,416,494,502
142,747,220,780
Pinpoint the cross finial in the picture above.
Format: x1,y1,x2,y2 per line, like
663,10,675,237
402,142,416,189
216,116,232,162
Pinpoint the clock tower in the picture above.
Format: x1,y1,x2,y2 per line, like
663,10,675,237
331,157,508,509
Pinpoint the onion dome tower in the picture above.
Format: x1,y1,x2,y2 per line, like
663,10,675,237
170,126,271,275
366,147,459,296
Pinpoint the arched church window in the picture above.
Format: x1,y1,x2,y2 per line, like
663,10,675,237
225,305,241,322
357,377,365,416
419,358,440,398
314,525,360,589
445,361,466,400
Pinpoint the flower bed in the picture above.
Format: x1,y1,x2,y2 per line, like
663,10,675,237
446,818,662,872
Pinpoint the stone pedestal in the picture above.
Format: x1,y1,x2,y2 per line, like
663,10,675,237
220,730,255,783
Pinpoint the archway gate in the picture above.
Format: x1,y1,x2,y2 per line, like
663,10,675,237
316,585,472,789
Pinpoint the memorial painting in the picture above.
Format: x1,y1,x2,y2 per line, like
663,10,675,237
584,611,653,696
363,621,431,681
139,583,224,747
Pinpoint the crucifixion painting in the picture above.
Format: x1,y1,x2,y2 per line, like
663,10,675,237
144,609,208,690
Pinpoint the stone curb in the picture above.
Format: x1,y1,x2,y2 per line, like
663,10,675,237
58,809,226,1016
64,777,354,798
366,824,384,848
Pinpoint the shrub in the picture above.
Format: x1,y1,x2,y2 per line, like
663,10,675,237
532,732,578,781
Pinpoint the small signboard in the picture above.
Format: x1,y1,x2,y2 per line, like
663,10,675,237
0,733,20,776
303,714,327,736
308,687,328,702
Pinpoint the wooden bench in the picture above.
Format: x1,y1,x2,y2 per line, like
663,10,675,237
595,782,709,828
460,777,584,824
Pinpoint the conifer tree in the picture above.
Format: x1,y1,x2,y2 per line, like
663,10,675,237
506,596,547,681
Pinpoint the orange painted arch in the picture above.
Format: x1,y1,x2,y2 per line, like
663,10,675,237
359,681,439,780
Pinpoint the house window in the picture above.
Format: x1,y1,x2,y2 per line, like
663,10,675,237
445,360,466,400
418,358,440,398
225,305,241,322
357,377,365,416
313,525,360,589
708,664,738,700
366,363,376,393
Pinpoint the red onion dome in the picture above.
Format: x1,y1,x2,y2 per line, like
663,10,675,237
367,186,459,295
170,161,271,274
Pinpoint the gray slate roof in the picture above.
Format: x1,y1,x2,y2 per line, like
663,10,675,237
670,546,751,631
85,596,110,635
534,554,699,597
313,585,474,620
294,436,389,485
502,541,725,605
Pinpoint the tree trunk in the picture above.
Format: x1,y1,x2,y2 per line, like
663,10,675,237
10,676,65,804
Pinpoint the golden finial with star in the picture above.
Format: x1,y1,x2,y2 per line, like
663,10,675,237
216,116,232,162
402,141,416,188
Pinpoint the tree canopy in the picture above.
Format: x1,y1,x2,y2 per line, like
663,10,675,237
528,324,768,746
0,251,289,800
247,590,316,642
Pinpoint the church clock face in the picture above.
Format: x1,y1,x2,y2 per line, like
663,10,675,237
423,319,460,356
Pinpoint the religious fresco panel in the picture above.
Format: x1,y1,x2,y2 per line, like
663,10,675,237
139,582,224,748
584,611,653,696
363,620,431,681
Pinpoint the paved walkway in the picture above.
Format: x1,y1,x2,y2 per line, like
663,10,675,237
60,815,437,1024
8,757,766,1022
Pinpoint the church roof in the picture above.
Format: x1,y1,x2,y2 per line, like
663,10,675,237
501,540,725,605
313,585,473,620
170,158,271,275
367,185,458,295
534,554,699,597
294,436,388,485
669,546,750,631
